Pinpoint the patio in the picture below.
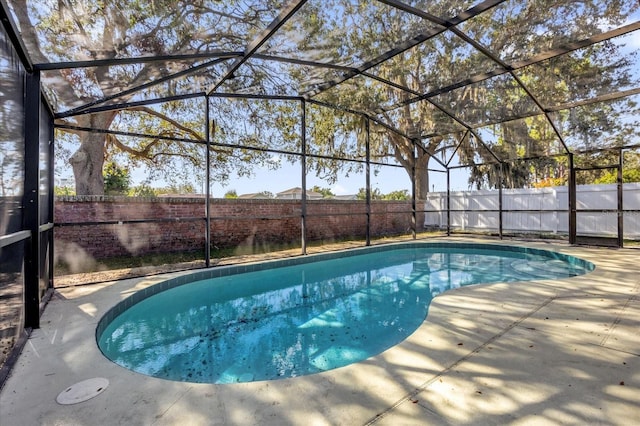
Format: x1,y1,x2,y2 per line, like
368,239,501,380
1,239,638,425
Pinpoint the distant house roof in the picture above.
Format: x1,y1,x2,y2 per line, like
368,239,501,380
276,187,323,199
158,193,205,198
238,192,271,199
331,194,358,200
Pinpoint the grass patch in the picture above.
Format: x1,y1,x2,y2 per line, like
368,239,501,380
53,231,446,278
54,250,206,276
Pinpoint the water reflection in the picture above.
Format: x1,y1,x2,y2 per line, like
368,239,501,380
99,248,592,383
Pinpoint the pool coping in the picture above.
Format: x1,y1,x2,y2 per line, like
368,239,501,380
1,237,639,425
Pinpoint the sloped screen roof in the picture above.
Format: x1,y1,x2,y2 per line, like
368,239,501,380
5,0,640,162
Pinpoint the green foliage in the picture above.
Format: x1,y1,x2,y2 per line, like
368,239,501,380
533,177,567,188
354,188,413,200
594,169,640,184
129,183,158,197
224,190,238,199
356,187,383,200
311,186,335,198
155,183,196,195
383,190,410,200
54,186,75,196
103,162,131,195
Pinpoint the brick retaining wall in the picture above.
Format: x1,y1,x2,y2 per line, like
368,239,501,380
54,196,424,260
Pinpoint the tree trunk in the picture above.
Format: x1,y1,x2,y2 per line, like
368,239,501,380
69,112,116,195
388,132,432,201
414,150,430,201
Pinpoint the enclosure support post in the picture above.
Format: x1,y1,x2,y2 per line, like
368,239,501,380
446,168,451,236
46,105,55,290
365,119,371,246
23,71,41,329
411,140,417,240
618,149,624,248
568,153,576,245
204,96,211,267
498,163,504,240
301,100,307,255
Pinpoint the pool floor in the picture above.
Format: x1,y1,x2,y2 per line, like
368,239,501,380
1,239,639,425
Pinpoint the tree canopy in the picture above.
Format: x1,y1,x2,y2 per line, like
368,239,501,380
9,0,640,197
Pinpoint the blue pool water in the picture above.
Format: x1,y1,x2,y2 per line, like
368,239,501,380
97,243,593,384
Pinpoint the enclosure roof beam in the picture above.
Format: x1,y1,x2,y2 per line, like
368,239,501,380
55,92,206,119
362,72,421,98
0,0,33,71
512,21,640,68
575,143,640,156
304,29,446,98
445,151,570,170
207,92,304,101
56,121,405,169
381,21,640,113
56,58,231,118
252,53,357,72
445,130,469,167
306,98,413,143
206,0,309,95
468,130,502,164
33,51,243,71
545,87,640,113
376,0,506,28
374,0,451,26
448,26,572,154
367,71,499,159
305,97,448,169
412,139,448,169
55,123,206,144
383,18,640,159
364,69,502,163
303,0,505,99
62,91,308,119
512,72,571,154
317,62,499,166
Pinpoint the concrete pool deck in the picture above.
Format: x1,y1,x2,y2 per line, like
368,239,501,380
1,238,639,425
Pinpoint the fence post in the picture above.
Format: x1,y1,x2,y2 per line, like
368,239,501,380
204,96,211,268
568,153,576,244
499,163,503,239
300,99,307,254
365,118,371,246
552,187,558,234
23,71,41,329
411,140,417,240
446,168,451,236
618,149,624,247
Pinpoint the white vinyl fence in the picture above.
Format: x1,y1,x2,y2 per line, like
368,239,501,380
424,183,640,238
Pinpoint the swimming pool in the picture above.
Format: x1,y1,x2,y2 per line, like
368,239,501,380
97,243,593,384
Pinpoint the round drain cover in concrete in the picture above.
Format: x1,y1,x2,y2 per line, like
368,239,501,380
56,378,109,405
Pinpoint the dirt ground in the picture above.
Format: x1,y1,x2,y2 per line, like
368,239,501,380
52,238,374,287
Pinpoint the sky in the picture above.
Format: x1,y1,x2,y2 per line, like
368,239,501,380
55,139,461,196
209,161,452,197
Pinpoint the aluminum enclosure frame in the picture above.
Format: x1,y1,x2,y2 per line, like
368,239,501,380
1,0,640,341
